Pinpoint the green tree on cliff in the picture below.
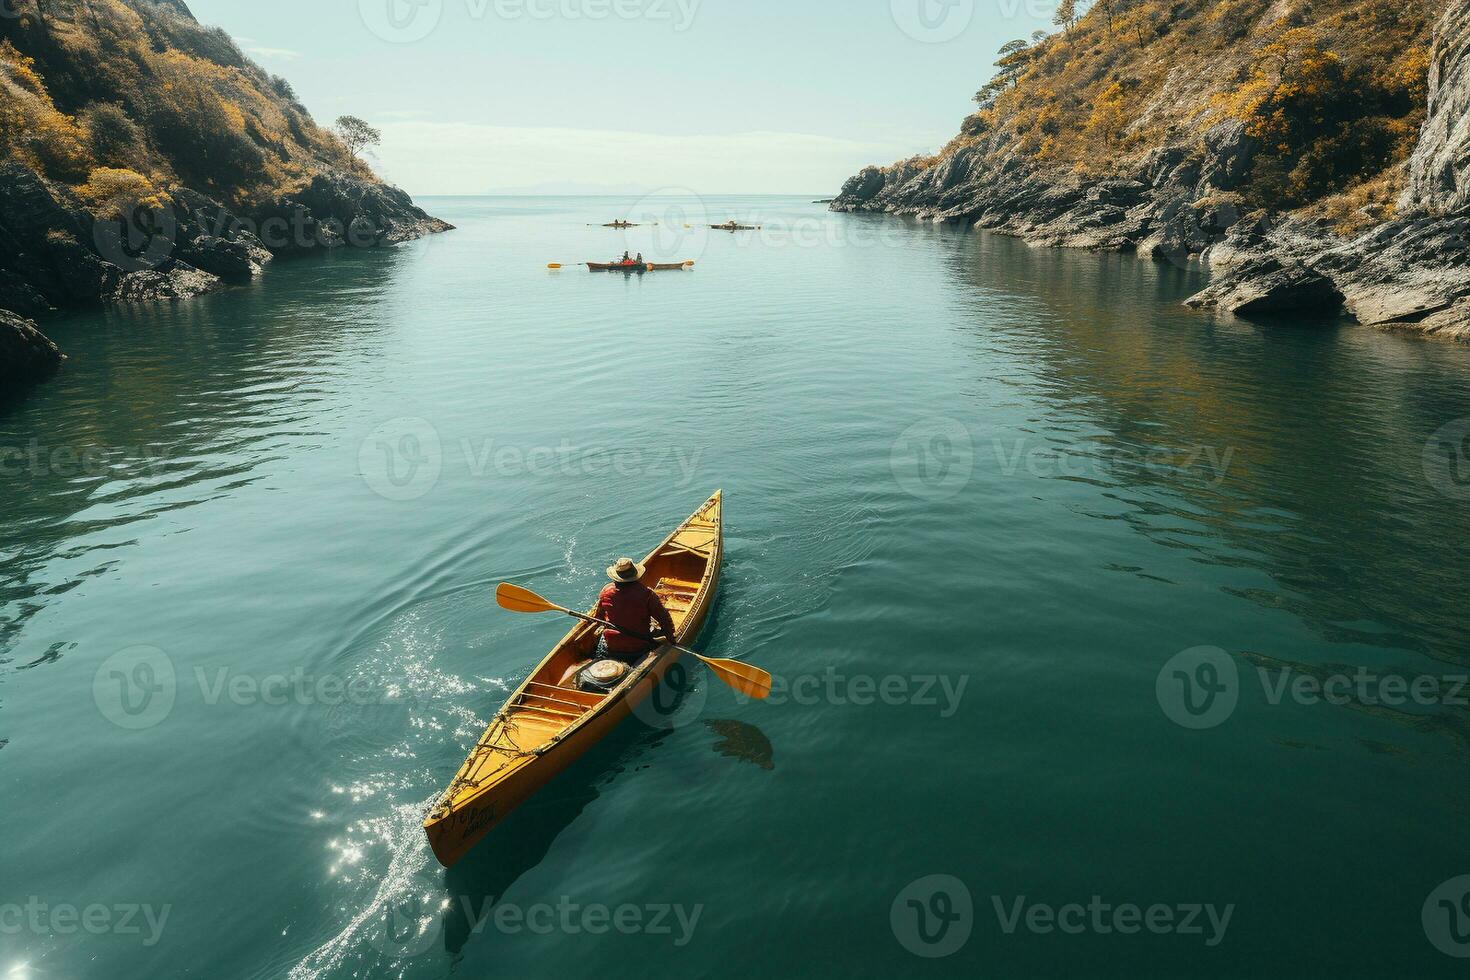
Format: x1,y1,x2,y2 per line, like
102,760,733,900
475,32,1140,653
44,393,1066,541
335,115,381,160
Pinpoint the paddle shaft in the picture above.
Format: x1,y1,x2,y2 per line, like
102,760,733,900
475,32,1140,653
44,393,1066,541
556,606,695,657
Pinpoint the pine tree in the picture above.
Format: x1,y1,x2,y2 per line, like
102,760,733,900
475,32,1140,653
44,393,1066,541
1054,0,1077,33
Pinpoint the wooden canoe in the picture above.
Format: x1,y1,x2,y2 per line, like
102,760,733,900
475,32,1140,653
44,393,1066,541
585,262,691,272
424,491,724,868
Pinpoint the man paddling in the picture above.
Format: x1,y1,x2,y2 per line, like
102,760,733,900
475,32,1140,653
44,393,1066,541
595,557,675,664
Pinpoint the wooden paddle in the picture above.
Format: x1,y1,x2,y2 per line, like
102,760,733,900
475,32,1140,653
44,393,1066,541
495,583,772,700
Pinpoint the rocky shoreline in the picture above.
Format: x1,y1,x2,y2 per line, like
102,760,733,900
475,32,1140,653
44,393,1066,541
831,0,1469,341
0,164,452,392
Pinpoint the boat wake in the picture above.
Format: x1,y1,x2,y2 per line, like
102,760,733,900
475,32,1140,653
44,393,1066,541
286,794,440,980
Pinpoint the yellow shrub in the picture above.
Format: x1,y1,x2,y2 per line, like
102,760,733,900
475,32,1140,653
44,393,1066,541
77,167,169,218
0,40,93,180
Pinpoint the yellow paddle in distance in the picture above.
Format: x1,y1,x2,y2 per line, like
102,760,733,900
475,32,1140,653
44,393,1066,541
495,583,772,700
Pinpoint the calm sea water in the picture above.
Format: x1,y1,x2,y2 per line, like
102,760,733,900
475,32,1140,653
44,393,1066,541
4,195,1470,979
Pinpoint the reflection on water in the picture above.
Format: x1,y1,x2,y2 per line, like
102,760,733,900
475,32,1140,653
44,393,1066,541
704,719,775,770
0,249,414,651
941,231,1470,666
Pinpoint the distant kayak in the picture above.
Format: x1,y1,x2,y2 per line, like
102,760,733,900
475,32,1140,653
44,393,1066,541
711,223,759,231
423,491,724,868
586,261,691,272
602,221,639,228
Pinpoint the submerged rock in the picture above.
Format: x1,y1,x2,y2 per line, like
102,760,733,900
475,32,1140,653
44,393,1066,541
0,309,64,390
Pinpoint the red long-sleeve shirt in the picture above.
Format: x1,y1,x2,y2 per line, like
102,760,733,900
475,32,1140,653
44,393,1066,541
596,582,675,654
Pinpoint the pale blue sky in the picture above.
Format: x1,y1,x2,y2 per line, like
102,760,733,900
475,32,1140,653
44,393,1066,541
188,0,1055,194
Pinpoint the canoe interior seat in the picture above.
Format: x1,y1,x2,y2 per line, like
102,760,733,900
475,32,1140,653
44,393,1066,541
516,681,605,720
660,522,718,560
654,577,701,615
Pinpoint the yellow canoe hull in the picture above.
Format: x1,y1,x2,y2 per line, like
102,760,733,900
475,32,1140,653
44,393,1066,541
424,491,724,868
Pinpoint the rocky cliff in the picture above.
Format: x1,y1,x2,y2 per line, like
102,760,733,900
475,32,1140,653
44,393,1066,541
833,0,1468,340
1404,0,1470,214
0,0,451,391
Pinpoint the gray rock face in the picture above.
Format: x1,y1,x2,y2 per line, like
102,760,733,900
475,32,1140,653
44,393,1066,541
0,309,64,390
109,265,221,304
176,236,265,285
0,163,118,312
262,171,455,253
0,164,449,314
1198,120,1259,193
1403,0,1470,213
1185,256,1345,315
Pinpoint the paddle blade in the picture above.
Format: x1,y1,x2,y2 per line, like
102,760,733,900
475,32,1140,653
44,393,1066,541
683,260,695,266
496,582,564,615
547,263,563,269
697,655,773,700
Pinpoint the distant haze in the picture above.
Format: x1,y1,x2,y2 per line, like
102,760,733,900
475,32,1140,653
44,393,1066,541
188,0,1053,195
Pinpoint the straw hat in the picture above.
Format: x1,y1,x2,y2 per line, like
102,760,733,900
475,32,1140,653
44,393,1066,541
606,557,645,583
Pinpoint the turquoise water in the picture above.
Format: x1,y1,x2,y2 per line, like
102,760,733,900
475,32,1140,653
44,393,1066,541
4,195,1470,979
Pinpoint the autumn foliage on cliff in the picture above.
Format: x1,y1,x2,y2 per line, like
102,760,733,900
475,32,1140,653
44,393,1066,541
0,0,369,214
952,0,1433,216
